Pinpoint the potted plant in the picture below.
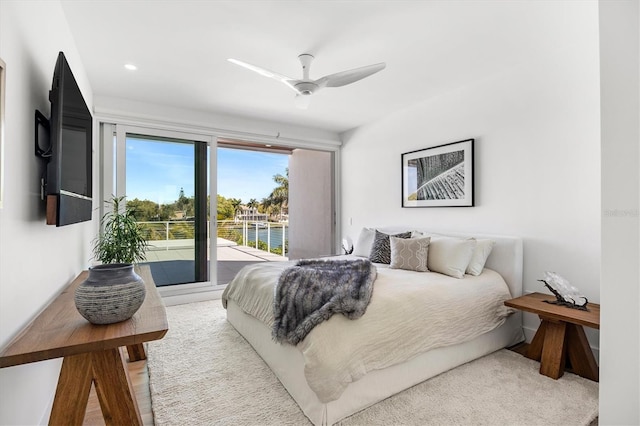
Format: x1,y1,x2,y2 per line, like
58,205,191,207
75,196,150,324
92,195,149,264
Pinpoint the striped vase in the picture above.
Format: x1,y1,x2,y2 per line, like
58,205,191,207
74,263,146,325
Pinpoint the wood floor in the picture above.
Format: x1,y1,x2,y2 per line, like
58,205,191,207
83,350,154,425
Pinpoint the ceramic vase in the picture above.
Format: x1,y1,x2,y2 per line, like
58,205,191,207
74,263,146,325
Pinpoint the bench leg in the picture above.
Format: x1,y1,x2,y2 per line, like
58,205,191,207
49,353,93,426
92,347,143,426
566,324,599,381
127,343,146,361
48,348,142,426
539,319,567,379
525,319,547,361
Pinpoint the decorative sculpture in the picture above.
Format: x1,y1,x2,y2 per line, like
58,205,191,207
342,237,354,255
538,271,589,311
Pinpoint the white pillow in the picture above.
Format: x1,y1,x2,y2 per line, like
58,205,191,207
427,237,477,279
390,236,430,272
352,227,375,257
466,239,495,276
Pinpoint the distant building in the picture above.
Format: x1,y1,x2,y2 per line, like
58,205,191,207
235,206,268,222
172,211,187,220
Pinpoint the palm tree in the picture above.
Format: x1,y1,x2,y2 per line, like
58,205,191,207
259,196,272,216
247,198,259,209
264,169,288,221
246,198,257,220
229,198,242,222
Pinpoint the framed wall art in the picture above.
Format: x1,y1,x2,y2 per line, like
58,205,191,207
401,138,474,207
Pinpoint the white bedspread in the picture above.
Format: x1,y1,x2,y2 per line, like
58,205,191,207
222,258,514,403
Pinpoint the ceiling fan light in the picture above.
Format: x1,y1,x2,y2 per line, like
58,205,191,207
294,94,312,110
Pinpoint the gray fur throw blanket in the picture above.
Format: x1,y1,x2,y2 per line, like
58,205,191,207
273,258,377,345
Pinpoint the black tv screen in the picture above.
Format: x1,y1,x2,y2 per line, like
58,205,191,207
46,52,93,226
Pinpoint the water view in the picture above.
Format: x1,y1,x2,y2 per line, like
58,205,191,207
122,140,291,286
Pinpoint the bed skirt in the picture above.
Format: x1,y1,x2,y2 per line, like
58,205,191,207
227,300,524,425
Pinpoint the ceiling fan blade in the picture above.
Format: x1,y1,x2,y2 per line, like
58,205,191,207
316,62,386,88
228,58,299,92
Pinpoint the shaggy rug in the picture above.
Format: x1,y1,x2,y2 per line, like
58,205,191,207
147,300,599,426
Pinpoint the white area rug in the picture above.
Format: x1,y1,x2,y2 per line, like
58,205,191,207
147,300,599,426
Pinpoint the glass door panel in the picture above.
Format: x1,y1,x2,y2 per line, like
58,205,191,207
215,144,292,285
125,134,209,286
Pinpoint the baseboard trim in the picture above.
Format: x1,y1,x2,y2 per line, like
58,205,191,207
161,288,223,306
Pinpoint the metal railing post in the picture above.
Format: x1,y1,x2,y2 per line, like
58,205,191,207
165,221,169,251
282,225,286,257
243,220,247,246
267,223,271,253
255,222,259,247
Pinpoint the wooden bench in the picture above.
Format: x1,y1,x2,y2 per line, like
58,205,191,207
0,265,168,425
505,292,599,381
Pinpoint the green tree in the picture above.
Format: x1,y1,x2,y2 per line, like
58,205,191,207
216,195,235,220
127,198,161,221
229,198,243,219
261,169,288,221
174,187,195,218
257,197,268,214
269,171,288,205
247,198,259,209
158,204,173,221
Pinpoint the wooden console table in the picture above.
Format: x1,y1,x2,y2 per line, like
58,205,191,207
0,265,168,426
505,292,599,382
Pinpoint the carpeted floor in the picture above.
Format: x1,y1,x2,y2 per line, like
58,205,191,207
147,300,599,426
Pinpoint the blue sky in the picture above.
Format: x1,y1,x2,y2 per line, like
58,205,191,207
216,148,289,202
126,138,289,205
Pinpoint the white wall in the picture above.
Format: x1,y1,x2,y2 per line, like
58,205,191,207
95,95,339,149
598,0,640,424
0,1,96,424
341,3,601,350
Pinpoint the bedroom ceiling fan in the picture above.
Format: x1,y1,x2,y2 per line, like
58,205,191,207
228,54,386,109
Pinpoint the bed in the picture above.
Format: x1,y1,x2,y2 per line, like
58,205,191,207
222,228,524,425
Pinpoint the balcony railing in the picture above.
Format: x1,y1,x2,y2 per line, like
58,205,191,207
137,220,288,257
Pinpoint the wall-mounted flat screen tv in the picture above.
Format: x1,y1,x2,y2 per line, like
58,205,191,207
45,51,93,226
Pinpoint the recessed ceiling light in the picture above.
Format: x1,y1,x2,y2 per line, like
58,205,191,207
265,144,272,147
124,64,137,71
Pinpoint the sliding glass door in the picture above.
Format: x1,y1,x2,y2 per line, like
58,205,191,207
103,124,213,288
215,140,336,285
101,122,339,294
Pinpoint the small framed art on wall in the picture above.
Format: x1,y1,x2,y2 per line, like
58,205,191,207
401,139,474,207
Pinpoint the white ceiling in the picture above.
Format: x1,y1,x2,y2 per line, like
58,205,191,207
60,0,581,134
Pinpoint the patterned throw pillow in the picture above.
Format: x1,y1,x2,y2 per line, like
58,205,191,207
369,230,412,264
389,236,431,272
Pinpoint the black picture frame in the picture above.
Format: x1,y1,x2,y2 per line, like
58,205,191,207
401,139,474,207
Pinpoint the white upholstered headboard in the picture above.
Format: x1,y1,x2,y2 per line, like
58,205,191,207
371,227,524,298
